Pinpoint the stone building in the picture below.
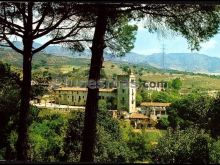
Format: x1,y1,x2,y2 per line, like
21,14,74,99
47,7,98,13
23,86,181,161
140,102,171,120
54,87,116,106
54,72,137,113
126,113,157,129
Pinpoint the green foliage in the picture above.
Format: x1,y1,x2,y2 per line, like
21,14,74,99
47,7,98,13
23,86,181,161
118,122,163,162
63,111,84,162
209,139,220,164
29,113,67,161
156,117,170,130
121,65,130,73
94,125,131,163
167,93,212,130
64,110,130,162
100,69,107,79
97,109,121,140
107,16,138,56
169,78,182,90
136,93,143,106
161,6,220,51
151,128,211,164
31,85,47,99
31,71,52,99
209,93,220,138
153,91,180,103
0,61,10,75
40,59,47,66
98,99,107,111
106,97,117,110
127,131,153,162
139,90,181,103
0,62,20,160
140,90,151,102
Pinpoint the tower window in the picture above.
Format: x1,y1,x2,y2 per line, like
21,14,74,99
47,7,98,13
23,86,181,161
122,89,125,93
121,97,125,105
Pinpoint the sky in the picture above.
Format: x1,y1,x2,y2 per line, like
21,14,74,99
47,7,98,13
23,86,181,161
33,23,220,58
131,27,220,57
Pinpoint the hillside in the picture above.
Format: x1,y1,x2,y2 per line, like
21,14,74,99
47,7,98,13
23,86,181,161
112,52,220,74
144,53,220,74
1,48,220,93
3,41,220,74
0,48,160,78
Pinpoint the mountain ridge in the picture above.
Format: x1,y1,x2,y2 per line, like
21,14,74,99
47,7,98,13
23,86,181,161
1,41,220,74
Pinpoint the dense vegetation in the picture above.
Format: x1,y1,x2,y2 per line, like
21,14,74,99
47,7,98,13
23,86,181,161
1,56,220,163
0,63,162,162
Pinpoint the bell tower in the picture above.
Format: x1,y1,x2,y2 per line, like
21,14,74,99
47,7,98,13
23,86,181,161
117,72,136,113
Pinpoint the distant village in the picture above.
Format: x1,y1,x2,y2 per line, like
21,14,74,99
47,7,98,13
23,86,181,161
32,72,170,129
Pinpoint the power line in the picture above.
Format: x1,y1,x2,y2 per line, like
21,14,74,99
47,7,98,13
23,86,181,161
162,43,166,71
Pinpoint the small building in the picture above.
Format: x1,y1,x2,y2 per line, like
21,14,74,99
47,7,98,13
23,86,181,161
126,113,157,129
140,102,171,121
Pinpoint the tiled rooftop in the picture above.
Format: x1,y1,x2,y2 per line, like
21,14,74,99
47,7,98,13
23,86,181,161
141,102,171,107
54,87,116,92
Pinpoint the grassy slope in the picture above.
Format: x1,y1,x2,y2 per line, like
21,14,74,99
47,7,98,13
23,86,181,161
1,48,220,92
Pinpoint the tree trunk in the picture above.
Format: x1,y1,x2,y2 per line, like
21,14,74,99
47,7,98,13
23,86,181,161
80,7,108,162
16,2,33,161
16,44,32,161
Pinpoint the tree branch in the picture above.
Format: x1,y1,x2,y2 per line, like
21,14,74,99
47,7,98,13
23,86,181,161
0,18,25,33
14,2,28,26
32,38,92,54
52,39,93,44
3,35,23,54
33,3,51,35
33,12,71,39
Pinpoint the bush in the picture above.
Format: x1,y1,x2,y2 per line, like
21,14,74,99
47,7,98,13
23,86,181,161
209,139,220,164
151,127,210,164
156,117,169,129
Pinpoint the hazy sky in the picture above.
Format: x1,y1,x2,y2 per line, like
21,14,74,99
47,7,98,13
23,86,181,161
132,27,220,57
34,25,220,58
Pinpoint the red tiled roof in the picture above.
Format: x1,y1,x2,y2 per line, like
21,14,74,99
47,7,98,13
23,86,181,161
55,87,116,93
141,102,171,107
129,113,149,119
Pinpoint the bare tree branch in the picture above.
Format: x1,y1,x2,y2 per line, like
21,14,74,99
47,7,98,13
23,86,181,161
14,3,27,27
3,34,23,54
33,3,51,34
33,12,72,39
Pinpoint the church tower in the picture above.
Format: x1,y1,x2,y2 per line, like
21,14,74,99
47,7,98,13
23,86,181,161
117,72,136,113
